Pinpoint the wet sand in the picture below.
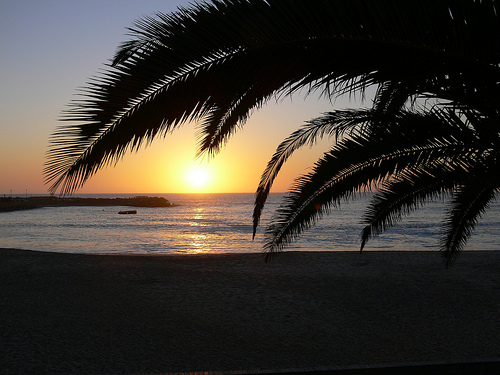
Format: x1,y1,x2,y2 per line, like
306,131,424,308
1,249,499,374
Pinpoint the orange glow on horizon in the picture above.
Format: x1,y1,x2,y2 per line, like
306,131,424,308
2,90,345,196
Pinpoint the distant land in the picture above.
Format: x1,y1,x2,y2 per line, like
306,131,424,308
0,196,177,213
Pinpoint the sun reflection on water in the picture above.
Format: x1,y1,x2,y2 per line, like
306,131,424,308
188,207,208,227
189,233,211,253
186,208,211,253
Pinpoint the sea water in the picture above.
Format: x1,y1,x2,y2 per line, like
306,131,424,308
0,193,498,254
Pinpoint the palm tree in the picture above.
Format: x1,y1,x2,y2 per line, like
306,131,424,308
46,0,500,265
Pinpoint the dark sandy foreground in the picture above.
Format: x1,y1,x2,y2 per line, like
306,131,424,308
1,249,499,374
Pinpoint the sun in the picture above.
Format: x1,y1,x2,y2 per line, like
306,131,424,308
187,167,210,189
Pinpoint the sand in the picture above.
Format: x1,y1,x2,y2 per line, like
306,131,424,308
1,248,499,374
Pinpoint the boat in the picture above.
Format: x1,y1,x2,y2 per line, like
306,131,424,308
118,210,137,214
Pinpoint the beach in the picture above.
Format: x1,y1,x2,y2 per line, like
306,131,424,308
1,249,499,374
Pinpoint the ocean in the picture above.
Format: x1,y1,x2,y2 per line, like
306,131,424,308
0,192,498,254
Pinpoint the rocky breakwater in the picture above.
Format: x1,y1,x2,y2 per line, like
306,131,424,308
0,195,177,212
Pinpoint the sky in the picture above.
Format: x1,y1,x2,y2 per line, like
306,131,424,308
1,0,364,195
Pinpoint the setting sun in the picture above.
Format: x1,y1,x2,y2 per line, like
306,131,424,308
186,166,211,190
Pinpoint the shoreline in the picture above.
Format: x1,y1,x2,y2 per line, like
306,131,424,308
1,246,498,257
1,248,499,374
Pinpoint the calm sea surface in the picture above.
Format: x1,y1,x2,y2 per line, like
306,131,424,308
0,193,499,254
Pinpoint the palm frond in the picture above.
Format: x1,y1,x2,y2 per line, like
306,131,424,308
359,107,500,254
253,109,375,237
263,120,478,255
360,166,465,252
262,104,499,257
255,104,481,237
441,178,498,267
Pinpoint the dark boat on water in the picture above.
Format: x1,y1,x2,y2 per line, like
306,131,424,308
118,210,137,214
